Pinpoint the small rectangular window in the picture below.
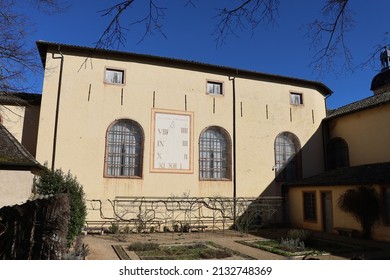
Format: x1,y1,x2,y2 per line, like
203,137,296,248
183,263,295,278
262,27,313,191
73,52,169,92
290,92,303,105
207,81,223,95
105,68,125,85
303,192,317,221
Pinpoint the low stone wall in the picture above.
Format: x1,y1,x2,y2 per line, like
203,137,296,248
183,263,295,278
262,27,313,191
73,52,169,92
85,196,284,234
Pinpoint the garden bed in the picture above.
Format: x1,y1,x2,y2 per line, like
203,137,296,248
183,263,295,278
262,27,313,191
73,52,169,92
237,238,366,258
117,241,249,260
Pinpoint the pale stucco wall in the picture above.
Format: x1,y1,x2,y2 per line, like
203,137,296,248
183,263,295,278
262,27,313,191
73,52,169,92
36,48,327,220
0,170,34,207
328,105,390,166
0,105,25,142
0,104,40,157
288,185,390,242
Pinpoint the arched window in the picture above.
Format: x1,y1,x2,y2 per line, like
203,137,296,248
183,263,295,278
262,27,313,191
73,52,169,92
199,126,231,180
327,137,349,170
274,132,302,181
105,119,144,177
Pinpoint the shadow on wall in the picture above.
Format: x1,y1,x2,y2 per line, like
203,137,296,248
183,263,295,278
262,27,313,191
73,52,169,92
238,125,326,227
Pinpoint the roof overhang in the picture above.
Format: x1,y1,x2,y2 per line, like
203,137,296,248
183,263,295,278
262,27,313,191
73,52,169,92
36,41,333,96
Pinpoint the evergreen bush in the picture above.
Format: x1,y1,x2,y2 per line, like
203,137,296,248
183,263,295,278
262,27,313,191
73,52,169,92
34,167,87,245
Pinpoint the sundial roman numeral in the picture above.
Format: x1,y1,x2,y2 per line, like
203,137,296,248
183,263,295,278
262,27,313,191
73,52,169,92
157,140,164,147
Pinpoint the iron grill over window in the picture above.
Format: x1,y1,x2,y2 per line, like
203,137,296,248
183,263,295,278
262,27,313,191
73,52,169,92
274,132,302,181
199,127,231,180
327,137,350,170
105,120,143,177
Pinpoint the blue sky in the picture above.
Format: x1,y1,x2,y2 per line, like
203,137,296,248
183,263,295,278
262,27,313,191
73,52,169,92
22,0,389,109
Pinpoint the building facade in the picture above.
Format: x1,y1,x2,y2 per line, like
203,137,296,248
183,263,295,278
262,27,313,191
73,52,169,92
287,47,390,242
0,93,42,207
35,41,331,223
0,124,42,207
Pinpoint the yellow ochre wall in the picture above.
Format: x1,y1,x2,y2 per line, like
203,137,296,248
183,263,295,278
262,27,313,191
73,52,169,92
287,185,390,242
36,46,327,220
328,105,390,166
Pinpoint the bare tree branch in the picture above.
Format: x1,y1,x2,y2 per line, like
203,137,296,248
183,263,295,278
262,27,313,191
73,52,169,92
213,0,280,46
306,0,353,75
358,33,390,71
96,0,167,49
0,0,37,93
0,0,66,93
30,0,69,14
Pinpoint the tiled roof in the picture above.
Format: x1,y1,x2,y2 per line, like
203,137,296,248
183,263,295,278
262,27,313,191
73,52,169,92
36,41,333,96
0,124,43,172
286,162,390,187
326,91,390,120
0,92,41,106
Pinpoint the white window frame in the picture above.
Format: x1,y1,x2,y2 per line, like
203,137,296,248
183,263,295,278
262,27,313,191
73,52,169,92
290,92,303,105
105,68,125,85
206,81,223,96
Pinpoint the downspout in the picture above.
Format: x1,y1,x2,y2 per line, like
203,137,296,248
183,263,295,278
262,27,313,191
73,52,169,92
229,76,237,227
51,46,64,171
322,92,333,171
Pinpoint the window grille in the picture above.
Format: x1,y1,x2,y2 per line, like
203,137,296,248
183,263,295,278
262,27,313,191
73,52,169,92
274,132,301,181
105,120,143,177
199,127,231,180
327,137,349,170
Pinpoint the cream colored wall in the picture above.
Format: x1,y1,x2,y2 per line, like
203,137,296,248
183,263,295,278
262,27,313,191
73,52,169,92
328,105,390,166
0,170,34,207
234,79,326,197
36,49,327,220
0,105,25,142
0,105,40,156
288,185,390,242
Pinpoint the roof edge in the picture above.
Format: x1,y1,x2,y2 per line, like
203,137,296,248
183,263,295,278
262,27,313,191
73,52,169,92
36,41,332,96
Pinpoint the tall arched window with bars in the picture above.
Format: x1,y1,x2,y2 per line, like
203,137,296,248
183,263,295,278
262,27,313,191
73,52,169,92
274,132,302,181
199,126,231,180
327,137,349,170
104,119,143,178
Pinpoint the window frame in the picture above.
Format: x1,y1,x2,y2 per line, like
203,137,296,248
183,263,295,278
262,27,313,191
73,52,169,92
327,137,350,170
104,67,126,85
199,126,232,181
206,80,224,96
104,119,144,179
290,92,303,105
274,132,302,182
303,191,317,222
